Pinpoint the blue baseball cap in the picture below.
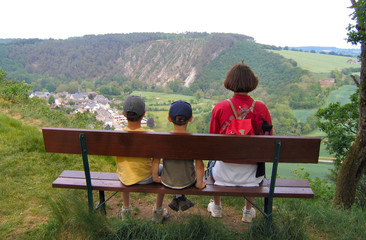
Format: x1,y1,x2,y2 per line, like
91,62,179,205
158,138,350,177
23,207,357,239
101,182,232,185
169,100,192,122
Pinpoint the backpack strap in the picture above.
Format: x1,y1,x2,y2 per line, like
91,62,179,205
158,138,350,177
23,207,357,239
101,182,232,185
226,99,238,119
227,99,256,119
250,100,256,112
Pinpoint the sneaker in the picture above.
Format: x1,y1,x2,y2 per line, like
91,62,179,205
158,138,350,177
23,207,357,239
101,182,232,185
242,208,256,223
207,200,222,218
152,206,169,223
120,206,132,220
168,197,180,211
178,195,194,211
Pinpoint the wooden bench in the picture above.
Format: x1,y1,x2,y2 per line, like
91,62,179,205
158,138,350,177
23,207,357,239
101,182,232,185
42,127,321,227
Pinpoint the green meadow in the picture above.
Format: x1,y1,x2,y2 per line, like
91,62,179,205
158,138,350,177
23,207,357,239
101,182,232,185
271,50,359,73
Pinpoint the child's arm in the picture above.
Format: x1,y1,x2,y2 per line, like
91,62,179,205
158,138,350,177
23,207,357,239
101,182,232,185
195,160,206,189
152,158,161,183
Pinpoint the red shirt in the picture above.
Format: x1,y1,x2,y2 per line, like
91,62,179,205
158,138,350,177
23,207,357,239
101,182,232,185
209,94,272,135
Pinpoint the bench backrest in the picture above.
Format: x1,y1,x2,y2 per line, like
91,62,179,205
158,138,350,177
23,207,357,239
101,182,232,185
42,128,321,163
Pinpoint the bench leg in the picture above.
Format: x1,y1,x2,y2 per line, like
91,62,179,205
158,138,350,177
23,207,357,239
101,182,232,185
98,191,106,215
264,197,268,214
264,197,273,230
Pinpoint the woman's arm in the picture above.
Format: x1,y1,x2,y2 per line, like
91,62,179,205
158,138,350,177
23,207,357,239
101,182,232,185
195,160,206,189
152,158,161,183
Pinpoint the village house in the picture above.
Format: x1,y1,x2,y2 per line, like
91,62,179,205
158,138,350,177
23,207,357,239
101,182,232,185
320,78,335,87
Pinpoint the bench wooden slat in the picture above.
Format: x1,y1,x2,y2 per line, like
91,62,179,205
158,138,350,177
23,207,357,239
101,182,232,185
43,128,321,163
52,178,314,198
53,171,314,198
58,170,311,188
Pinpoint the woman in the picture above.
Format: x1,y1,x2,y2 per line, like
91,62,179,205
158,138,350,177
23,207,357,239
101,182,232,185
207,63,272,223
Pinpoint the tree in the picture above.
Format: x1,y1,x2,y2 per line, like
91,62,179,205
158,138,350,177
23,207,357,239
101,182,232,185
48,95,55,104
316,91,359,177
147,117,155,128
333,0,366,208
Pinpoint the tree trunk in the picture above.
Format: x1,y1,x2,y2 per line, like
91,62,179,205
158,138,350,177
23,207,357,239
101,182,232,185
334,41,366,208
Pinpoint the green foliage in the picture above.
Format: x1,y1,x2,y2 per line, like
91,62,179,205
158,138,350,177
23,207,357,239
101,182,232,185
291,168,335,202
167,80,184,93
0,71,33,103
99,85,121,96
316,90,359,171
269,102,301,135
0,68,6,83
347,0,366,45
48,95,55,104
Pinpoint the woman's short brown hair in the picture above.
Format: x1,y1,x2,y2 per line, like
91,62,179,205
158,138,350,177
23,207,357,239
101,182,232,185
224,64,258,93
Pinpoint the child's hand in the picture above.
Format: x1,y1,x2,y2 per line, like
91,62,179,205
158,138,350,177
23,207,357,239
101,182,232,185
195,181,206,190
153,176,161,183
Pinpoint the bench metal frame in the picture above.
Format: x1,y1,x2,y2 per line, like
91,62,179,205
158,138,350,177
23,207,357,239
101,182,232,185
79,133,283,228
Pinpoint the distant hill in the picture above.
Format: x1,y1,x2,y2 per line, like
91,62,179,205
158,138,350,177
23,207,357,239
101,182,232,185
272,50,360,73
0,33,253,88
288,46,360,56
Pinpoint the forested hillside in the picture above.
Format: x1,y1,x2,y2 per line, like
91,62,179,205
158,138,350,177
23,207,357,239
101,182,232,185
0,32,355,135
0,33,251,90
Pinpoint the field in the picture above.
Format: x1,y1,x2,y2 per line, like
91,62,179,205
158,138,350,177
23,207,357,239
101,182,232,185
271,162,333,179
271,50,359,73
292,85,357,124
293,85,357,123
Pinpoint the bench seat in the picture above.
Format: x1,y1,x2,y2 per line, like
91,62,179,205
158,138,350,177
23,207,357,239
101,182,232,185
53,170,314,198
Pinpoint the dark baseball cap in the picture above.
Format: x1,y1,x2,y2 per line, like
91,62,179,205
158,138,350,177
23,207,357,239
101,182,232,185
123,95,145,120
169,100,192,123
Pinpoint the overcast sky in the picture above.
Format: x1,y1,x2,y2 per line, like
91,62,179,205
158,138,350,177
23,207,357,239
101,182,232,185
1,0,359,49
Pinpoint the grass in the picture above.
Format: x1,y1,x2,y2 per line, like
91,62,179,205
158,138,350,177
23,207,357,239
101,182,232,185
36,193,366,240
0,111,115,239
271,50,359,73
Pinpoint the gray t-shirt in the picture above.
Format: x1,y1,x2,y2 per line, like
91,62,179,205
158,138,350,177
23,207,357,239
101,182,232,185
161,158,196,189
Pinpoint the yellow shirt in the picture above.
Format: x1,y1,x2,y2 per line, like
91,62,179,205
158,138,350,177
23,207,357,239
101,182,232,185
116,127,152,186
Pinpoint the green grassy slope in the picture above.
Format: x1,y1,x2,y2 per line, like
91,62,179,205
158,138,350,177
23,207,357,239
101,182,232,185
0,112,116,239
271,50,359,73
